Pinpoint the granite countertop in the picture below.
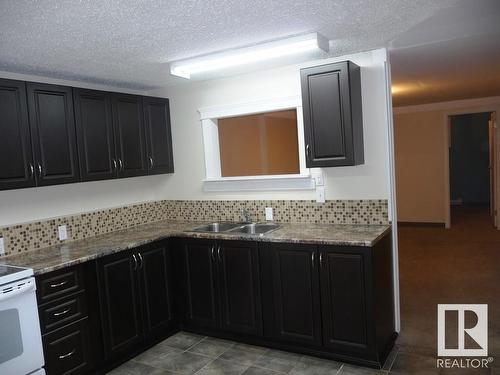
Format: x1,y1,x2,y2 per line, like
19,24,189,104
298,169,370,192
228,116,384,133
0,220,391,275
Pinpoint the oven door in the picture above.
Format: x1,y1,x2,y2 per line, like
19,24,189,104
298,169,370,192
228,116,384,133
0,277,45,375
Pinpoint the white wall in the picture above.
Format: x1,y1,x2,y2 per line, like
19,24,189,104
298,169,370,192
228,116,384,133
0,49,391,226
148,49,391,201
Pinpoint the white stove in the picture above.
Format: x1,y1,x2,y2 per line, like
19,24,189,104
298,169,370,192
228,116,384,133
0,265,45,375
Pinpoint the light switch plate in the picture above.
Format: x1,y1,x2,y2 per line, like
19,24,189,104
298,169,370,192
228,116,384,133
316,186,326,203
58,225,68,241
0,237,4,256
311,168,324,186
265,207,274,221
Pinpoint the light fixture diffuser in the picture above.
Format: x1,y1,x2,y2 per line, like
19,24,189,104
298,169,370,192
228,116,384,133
170,33,329,79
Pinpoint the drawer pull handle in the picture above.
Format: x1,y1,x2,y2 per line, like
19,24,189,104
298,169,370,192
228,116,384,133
50,281,68,288
58,348,76,359
53,308,70,317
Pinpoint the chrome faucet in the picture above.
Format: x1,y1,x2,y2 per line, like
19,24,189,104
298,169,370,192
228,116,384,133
241,208,252,223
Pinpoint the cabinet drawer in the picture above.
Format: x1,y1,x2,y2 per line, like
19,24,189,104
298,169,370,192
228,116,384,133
43,318,92,375
38,267,84,303
39,291,87,334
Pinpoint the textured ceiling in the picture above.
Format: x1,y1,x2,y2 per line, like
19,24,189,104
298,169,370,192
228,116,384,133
390,0,500,106
0,0,457,90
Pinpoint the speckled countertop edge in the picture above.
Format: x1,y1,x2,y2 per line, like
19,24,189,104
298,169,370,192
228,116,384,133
0,220,391,275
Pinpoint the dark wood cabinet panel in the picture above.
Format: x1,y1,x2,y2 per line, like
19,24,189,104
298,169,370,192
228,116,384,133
0,79,35,190
301,61,363,167
266,243,322,346
96,250,143,359
43,317,92,375
27,82,80,185
139,243,176,339
111,93,147,178
319,247,375,357
181,239,219,330
143,96,174,174
218,241,262,336
73,89,116,181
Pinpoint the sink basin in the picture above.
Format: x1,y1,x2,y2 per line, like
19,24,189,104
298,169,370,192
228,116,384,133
228,223,280,235
190,222,246,233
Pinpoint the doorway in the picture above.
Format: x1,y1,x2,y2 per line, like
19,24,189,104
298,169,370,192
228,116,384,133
447,112,496,227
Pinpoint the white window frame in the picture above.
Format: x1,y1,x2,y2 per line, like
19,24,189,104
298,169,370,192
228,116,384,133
198,96,316,191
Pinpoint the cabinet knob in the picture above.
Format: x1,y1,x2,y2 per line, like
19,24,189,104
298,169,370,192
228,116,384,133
37,163,42,178
118,159,124,172
112,159,117,171
306,144,311,159
149,157,154,169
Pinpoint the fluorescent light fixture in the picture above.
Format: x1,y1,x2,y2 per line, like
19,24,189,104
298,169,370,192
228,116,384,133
170,33,329,79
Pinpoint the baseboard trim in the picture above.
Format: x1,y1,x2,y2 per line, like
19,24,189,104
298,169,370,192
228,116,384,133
397,221,446,227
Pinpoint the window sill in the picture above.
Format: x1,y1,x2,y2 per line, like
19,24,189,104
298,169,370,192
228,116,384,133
202,174,315,192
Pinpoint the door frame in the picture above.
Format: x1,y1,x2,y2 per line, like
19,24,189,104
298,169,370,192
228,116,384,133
444,107,499,229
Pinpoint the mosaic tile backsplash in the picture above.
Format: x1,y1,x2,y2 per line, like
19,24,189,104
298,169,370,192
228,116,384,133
0,199,388,257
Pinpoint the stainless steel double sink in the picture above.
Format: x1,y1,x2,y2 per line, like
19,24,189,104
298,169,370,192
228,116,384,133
188,222,280,235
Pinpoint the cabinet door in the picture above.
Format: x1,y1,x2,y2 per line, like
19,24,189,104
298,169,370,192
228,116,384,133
182,239,219,329
96,250,143,360
319,246,375,358
143,96,174,174
301,61,363,167
42,317,92,375
138,242,176,339
218,241,262,336
73,89,117,181
268,243,322,346
111,93,147,178
0,79,35,190
27,82,80,185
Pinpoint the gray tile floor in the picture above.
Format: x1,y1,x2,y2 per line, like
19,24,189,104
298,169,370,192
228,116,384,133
107,332,399,375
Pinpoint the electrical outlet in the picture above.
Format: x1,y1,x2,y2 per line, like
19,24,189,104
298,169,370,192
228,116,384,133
316,186,326,203
265,207,274,221
0,237,4,256
311,169,324,186
58,225,68,241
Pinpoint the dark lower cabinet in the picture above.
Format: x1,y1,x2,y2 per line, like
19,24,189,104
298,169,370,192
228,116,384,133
261,243,322,346
181,239,219,330
319,247,376,358
36,264,93,375
27,82,80,186
139,242,176,339
96,240,176,363
43,318,92,375
97,249,143,360
36,233,394,373
181,239,263,336
0,79,35,190
218,241,262,336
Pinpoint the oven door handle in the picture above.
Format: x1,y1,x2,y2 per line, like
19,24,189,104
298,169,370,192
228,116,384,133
0,280,35,302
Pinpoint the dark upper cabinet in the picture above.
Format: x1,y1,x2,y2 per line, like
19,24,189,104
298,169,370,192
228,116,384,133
73,89,116,181
218,241,262,336
143,96,174,174
139,243,176,339
262,243,322,346
96,249,143,360
27,82,80,185
319,246,376,358
111,93,148,178
301,61,364,167
0,79,35,190
181,239,220,330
